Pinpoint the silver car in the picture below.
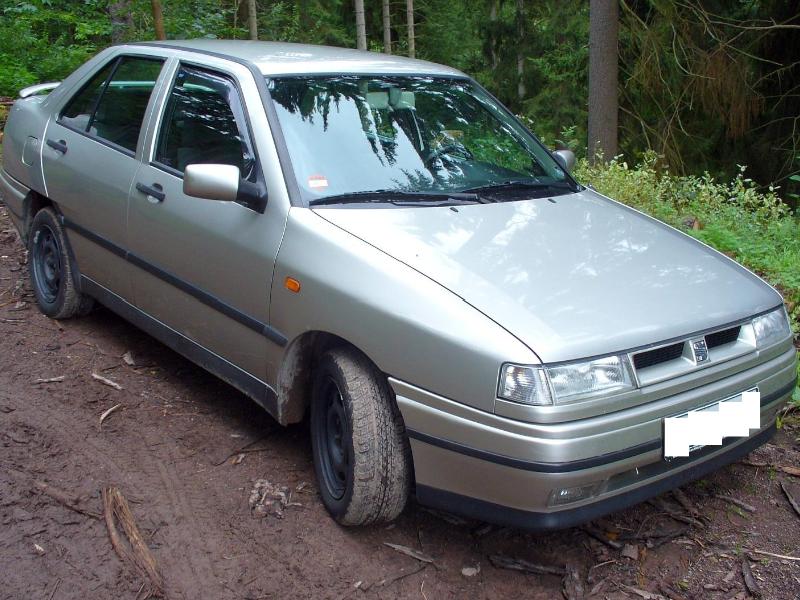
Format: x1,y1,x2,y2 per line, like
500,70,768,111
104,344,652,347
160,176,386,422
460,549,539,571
1,40,796,529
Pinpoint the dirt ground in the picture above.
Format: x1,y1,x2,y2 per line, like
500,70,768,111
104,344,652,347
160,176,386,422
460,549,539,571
1,203,799,600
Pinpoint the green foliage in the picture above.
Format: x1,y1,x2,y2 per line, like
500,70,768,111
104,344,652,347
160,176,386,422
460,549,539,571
575,156,800,397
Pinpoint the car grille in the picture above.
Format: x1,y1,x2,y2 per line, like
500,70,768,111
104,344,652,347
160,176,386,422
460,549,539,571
633,342,684,370
705,325,741,348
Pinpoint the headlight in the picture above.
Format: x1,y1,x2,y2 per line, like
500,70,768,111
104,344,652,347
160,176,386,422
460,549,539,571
546,355,635,404
499,355,635,407
752,307,791,348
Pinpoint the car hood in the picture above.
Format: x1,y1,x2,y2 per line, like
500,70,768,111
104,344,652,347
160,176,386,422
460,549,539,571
314,189,781,363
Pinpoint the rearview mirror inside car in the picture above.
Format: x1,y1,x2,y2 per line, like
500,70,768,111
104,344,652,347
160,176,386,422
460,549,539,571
183,164,240,202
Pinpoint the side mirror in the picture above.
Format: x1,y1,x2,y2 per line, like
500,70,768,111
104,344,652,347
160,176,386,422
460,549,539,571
553,149,576,172
183,164,240,202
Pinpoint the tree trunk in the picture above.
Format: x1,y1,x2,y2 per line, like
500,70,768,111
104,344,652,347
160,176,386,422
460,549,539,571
354,0,367,50
151,0,166,40
516,0,526,102
109,0,133,44
406,0,415,58
489,0,499,70
382,0,392,54
588,0,619,163
247,0,258,40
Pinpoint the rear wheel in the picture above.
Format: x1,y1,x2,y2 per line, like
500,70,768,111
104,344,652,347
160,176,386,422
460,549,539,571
28,207,93,319
310,347,412,526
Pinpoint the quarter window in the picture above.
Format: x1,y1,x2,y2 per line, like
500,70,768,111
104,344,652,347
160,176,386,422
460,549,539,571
59,55,165,153
155,66,254,176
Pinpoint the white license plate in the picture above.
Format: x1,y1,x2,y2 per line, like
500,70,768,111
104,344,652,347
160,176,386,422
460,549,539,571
663,387,760,459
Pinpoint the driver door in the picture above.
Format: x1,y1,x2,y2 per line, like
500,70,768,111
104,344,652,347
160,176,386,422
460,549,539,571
128,61,285,383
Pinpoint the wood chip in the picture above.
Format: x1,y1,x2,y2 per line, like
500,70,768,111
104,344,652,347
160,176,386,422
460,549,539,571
122,351,136,367
741,558,762,598
33,376,65,384
781,481,800,518
621,543,639,560
383,543,435,564
99,403,123,426
488,554,566,576
461,564,480,577
91,372,123,390
716,494,756,513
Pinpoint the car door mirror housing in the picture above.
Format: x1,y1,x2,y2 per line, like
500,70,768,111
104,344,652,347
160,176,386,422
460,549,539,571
553,149,576,172
183,164,240,202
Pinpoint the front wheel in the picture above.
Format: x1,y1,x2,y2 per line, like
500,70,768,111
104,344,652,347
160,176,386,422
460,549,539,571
310,347,412,526
28,207,94,319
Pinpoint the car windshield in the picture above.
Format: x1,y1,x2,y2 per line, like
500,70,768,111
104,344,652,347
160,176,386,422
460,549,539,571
267,75,576,205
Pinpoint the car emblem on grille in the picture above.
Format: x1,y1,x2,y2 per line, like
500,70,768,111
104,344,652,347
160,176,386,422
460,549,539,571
691,338,709,363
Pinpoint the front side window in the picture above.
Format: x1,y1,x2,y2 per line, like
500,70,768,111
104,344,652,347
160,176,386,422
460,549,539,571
60,55,164,153
268,75,575,205
155,66,254,177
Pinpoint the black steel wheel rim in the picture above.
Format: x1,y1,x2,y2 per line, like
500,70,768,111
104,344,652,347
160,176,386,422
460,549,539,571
317,376,350,500
32,224,62,304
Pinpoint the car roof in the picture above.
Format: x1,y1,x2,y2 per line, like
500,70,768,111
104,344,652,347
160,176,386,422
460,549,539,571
131,39,466,78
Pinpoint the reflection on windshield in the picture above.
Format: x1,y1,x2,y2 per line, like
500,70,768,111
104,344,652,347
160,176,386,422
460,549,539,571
268,76,571,204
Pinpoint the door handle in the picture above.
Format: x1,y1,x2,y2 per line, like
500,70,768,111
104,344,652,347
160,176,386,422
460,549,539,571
136,182,166,202
46,139,68,154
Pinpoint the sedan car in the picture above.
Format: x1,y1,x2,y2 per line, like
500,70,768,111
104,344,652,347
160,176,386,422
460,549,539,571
1,40,796,529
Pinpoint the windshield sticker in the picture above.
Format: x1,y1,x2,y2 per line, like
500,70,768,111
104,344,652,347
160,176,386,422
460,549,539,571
308,175,329,189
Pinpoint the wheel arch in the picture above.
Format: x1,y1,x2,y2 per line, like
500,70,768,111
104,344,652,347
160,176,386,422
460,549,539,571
275,330,404,429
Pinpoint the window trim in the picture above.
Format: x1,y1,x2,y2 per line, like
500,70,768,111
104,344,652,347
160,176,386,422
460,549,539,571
148,60,268,213
55,54,167,158
150,62,258,177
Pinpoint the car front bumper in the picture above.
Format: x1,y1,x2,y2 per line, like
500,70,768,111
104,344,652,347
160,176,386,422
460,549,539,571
391,345,797,530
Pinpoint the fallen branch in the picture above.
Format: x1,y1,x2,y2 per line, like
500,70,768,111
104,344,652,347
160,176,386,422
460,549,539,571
740,461,800,477
648,498,703,528
741,558,762,598
100,403,123,426
672,488,701,518
102,487,163,598
715,494,756,513
376,563,427,587
212,435,270,466
33,480,101,520
780,481,800,518
582,525,623,550
749,549,800,561
33,376,65,384
92,372,123,391
383,543,435,564
488,554,566,576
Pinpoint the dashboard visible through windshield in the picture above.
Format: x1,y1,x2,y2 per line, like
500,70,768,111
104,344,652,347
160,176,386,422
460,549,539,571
267,75,576,206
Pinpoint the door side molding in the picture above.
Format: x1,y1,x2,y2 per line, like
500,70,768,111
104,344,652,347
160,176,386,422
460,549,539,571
61,215,288,347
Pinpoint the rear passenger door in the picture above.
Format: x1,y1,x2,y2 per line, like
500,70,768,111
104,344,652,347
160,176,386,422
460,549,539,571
41,54,166,300
128,62,286,384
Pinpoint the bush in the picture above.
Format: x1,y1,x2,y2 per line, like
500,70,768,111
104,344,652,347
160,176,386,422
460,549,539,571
574,155,800,398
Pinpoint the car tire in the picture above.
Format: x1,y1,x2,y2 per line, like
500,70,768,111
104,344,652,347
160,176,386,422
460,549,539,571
28,207,94,319
310,346,412,526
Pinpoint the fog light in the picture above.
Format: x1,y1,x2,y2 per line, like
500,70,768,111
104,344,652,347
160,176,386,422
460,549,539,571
548,482,603,507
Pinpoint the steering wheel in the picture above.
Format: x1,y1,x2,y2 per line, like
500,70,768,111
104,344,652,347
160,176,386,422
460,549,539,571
424,142,474,164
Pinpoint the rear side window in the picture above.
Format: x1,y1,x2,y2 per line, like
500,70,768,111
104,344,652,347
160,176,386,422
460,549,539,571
59,55,165,153
154,66,254,176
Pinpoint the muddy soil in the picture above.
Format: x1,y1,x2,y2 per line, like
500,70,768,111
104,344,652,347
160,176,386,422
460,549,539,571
1,203,799,600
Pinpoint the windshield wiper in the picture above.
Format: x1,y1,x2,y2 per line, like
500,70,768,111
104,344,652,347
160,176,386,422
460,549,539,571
310,189,488,207
462,179,578,195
